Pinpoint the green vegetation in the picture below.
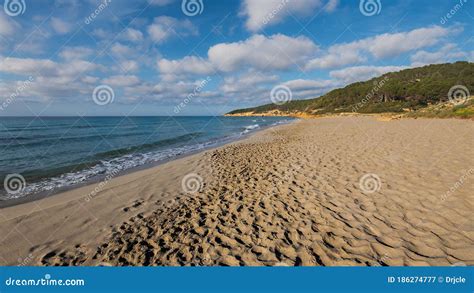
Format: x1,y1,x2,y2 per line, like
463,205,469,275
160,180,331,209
406,97,474,119
227,62,474,118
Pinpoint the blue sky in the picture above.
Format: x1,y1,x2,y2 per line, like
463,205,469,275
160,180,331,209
0,0,473,116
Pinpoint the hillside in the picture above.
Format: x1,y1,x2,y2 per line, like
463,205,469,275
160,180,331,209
226,62,474,118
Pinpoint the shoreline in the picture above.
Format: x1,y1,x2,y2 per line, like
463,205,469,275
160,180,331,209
0,116,472,266
224,109,474,120
0,119,297,209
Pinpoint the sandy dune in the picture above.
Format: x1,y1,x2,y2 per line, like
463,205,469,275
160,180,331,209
0,117,473,266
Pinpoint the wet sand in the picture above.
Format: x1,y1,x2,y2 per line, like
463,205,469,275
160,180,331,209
0,116,473,266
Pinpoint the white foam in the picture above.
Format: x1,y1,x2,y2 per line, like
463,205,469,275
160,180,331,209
1,137,235,201
1,118,295,201
241,124,260,134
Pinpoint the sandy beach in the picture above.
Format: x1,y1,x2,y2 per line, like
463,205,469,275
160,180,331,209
0,116,473,266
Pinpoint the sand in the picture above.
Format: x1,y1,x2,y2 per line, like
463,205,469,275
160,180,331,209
0,116,473,266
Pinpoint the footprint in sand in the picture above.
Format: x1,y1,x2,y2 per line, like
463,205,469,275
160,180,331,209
122,199,144,212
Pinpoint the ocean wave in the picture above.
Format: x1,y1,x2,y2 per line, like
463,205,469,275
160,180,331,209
92,132,204,159
0,132,155,150
0,133,225,201
241,124,260,134
0,118,296,201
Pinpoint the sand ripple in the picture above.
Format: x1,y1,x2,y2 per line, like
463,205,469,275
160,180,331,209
9,117,474,266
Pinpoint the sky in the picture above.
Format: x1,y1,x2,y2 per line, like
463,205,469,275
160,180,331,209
0,0,473,116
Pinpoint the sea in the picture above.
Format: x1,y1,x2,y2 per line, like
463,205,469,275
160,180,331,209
0,116,293,202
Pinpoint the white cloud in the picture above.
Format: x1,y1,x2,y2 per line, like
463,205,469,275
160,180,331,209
157,34,317,76
158,56,214,76
2,11,465,113
81,75,99,84
13,28,49,54
149,78,216,103
92,28,108,39
208,34,317,72
59,46,94,60
329,65,408,83
281,78,339,99
57,60,102,77
367,26,452,58
103,75,141,87
110,43,135,58
26,76,91,102
0,12,18,36
121,28,144,42
218,76,338,104
0,57,101,81
410,44,466,66
0,56,103,102
147,24,168,43
50,17,73,35
306,42,367,69
147,16,198,43
220,71,279,94
0,57,57,75
283,79,336,90
119,60,140,73
306,26,454,70
241,0,336,32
